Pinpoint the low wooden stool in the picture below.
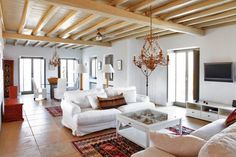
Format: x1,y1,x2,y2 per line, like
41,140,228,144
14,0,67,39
3,98,24,122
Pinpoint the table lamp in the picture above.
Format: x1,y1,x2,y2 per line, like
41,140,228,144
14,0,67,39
75,64,88,90
102,64,115,88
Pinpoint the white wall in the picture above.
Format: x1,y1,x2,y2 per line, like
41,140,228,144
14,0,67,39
82,40,129,89
3,45,82,91
82,24,236,106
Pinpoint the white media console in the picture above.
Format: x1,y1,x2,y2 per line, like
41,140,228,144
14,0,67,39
186,101,235,121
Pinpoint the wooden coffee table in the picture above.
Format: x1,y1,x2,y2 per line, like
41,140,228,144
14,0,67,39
116,109,182,148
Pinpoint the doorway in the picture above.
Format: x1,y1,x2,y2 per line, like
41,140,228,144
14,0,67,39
19,57,46,94
168,49,199,107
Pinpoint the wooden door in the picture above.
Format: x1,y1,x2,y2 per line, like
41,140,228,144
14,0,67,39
3,60,14,97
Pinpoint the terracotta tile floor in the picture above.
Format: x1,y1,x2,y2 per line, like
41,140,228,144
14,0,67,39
0,95,209,157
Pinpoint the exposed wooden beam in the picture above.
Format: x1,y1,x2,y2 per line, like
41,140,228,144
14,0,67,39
18,0,30,34
32,5,59,35
3,32,111,47
128,0,155,12
33,41,41,47
161,0,230,20
109,28,164,42
204,20,236,29
195,15,236,28
175,1,236,23
103,26,150,42
80,45,91,50
65,44,74,49
151,0,192,16
136,30,166,39
72,45,82,49
0,0,5,31
41,42,51,47
57,44,67,48
104,24,142,37
70,18,115,40
46,10,77,36
24,40,30,46
44,0,204,36
185,9,236,26
14,40,18,46
82,21,131,41
59,14,97,38
109,0,129,6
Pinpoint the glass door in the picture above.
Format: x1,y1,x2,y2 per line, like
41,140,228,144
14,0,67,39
19,57,45,94
168,49,199,107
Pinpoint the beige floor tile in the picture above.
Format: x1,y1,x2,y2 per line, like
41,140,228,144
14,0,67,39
0,127,33,139
31,123,60,135
1,120,30,129
0,136,37,154
61,152,82,157
39,142,77,157
0,147,41,157
26,113,51,120
28,118,55,127
34,130,70,146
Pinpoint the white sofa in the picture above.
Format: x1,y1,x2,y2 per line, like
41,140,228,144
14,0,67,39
61,87,155,136
132,119,236,157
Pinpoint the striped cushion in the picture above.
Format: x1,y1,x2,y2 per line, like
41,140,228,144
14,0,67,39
98,93,126,109
225,109,236,127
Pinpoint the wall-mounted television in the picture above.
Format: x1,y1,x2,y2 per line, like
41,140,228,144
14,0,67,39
204,62,234,82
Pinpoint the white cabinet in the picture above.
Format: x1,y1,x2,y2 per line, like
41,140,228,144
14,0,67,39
186,101,234,122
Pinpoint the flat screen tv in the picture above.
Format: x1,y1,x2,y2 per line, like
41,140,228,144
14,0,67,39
204,62,234,82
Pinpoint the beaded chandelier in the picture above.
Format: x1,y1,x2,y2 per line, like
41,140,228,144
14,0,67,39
133,7,169,95
49,47,60,67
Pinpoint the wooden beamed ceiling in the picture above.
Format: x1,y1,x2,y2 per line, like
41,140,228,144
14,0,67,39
1,0,236,50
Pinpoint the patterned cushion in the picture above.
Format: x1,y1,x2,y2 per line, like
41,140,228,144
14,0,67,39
98,93,127,109
225,109,236,127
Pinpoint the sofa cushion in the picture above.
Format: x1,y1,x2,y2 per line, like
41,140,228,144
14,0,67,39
190,119,226,141
117,102,155,113
105,86,137,103
131,146,176,157
225,109,236,126
64,89,105,108
198,132,236,157
150,132,206,157
73,108,121,125
87,92,107,109
98,94,127,109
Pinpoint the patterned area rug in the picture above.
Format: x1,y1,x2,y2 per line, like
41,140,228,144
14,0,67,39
72,126,195,157
45,106,62,117
168,125,195,135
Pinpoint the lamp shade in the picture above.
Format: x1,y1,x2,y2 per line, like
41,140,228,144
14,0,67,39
75,64,88,74
102,64,115,73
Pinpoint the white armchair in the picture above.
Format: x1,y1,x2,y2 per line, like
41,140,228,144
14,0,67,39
32,78,47,100
54,78,67,100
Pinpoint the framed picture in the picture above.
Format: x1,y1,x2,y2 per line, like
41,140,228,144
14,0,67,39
117,60,122,71
98,61,102,70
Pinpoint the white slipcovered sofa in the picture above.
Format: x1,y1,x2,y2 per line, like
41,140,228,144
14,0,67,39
61,87,155,136
132,119,236,157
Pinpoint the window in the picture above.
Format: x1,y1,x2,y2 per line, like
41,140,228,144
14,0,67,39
58,58,78,87
105,54,114,81
90,57,97,79
168,49,199,107
19,57,45,94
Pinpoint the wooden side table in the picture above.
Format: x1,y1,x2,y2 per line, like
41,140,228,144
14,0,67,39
3,98,24,122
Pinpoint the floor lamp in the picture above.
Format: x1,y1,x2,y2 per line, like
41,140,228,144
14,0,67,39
102,64,115,88
75,64,87,90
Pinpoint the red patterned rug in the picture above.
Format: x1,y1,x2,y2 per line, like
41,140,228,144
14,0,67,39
45,106,62,117
72,126,195,157
168,125,195,135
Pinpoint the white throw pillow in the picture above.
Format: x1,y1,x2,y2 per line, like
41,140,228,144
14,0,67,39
105,87,137,103
122,89,136,103
198,132,236,157
150,132,206,157
87,92,107,109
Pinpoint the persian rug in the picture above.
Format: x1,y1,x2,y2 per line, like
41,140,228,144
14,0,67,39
45,106,62,117
72,126,195,157
72,132,144,157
